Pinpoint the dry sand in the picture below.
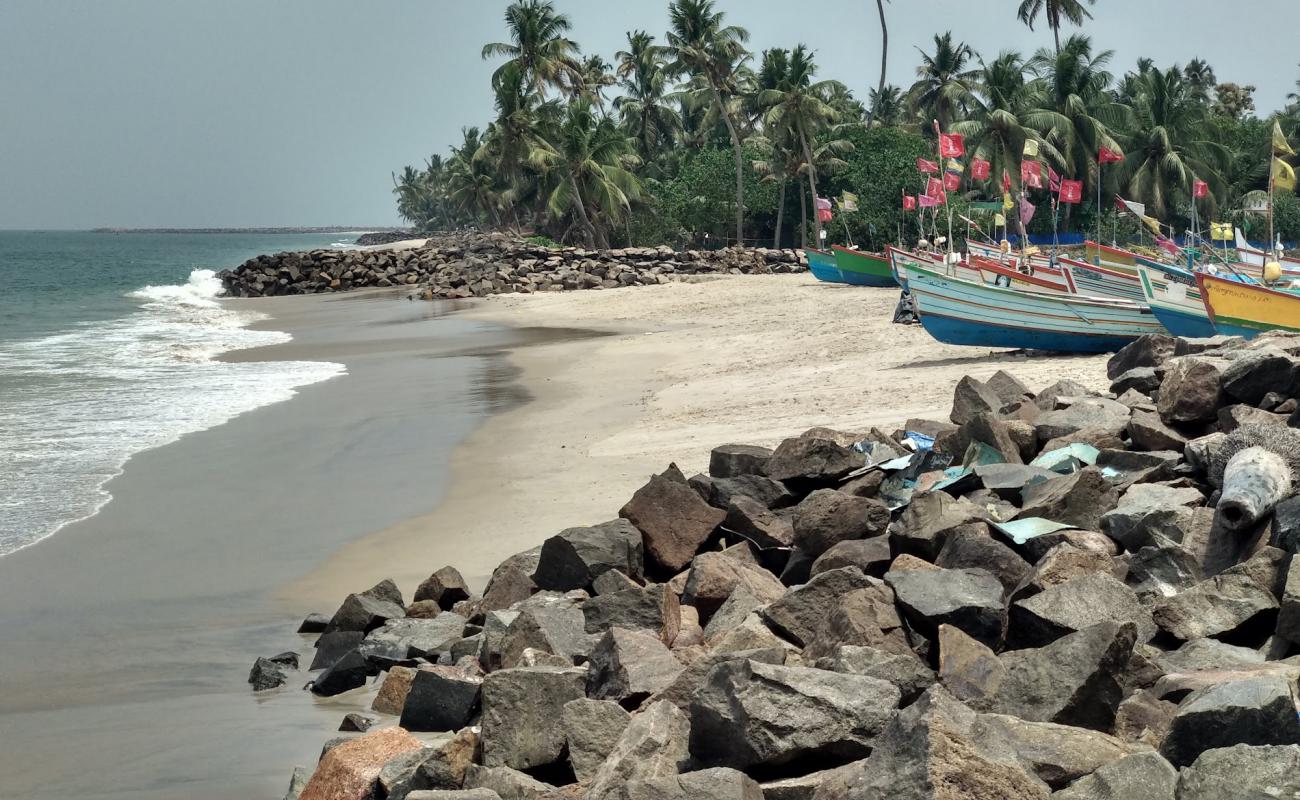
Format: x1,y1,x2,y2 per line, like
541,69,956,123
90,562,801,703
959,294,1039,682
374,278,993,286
288,273,1111,603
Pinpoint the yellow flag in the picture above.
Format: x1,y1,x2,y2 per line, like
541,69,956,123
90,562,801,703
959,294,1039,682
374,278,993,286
1141,215,1162,235
1210,222,1233,241
1275,157,1297,192
994,212,1006,227
1022,139,1039,158
1003,191,1014,210
1274,120,1296,157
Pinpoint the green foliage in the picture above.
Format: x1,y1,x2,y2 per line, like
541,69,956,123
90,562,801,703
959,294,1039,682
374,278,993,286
657,144,776,246
1275,192,1300,243
819,127,931,248
523,234,561,248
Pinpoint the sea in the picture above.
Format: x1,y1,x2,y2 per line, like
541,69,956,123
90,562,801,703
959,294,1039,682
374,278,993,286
0,230,353,558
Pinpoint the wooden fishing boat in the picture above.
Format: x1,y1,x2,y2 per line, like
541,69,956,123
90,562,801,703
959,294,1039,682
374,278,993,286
885,246,979,289
1234,234,1300,277
805,248,846,284
1085,241,1142,275
1062,256,1145,302
1133,260,1217,338
906,262,1164,353
970,255,1077,295
966,240,1055,271
1197,272,1300,338
830,246,899,287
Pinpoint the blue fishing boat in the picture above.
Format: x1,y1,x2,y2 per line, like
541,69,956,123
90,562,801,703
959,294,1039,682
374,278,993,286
1061,257,1146,302
805,248,846,283
907,263,1164,353
1133,259,1218,338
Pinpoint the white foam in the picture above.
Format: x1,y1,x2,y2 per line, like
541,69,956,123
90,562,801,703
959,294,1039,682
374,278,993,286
0,269,345,556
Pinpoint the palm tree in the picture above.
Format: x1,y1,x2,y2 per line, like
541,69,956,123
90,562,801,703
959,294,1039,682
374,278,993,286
1114,66,1229,220
568,55,617,112
908,32,979,132
447,128,507,228
614,31,682,164
481,0,581,95
1016,0,1097,55
868,85,907,127
1183,58,1217,106
666,0,752,246
757,45,850,246
531,100,643,248
866,0,889,129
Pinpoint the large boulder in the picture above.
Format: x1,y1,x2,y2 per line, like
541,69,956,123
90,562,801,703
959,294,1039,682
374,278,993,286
358,614,468,666
820,645,936,705
587,627,685,706
311,650,376,697
624,768,763,800
681,551,785,622
1152,569,1279,641
1127,411,1188,453
621,475,726,572
585,701,691,800
532,520,644,591
690,659,900,770
1107,334,1177,380
710,444,774,478
1008,573,1155,647
792,490,890,557
478,666,587,771
1175,744,1300,800
810,537,893,578
759,567,877,646
1017,468,1118,530
494,597,588,669
1220,348,1299,406
299,728,425,800
885,566,1005,647
764,437,866,488
562,698,631,783
581,583,680,645
1051,751,1177,800
1098,483,1205,551
972,714,1147,789
892,492,989,560
1156,358,1223,424
935,523,1031,594
399,665,483,732
1033,398,1130,444
1159,676,1300,767
413,566,471,610
951,376,1006,426
723,495,795,549
323,592,406,636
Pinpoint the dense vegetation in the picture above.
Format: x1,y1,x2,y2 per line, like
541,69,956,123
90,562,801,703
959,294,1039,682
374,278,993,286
392,0,1300,249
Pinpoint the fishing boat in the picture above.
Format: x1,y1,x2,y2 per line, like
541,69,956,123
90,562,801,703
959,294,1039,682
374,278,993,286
885,246,977,289
1061,256,1145,302
1133,260,1217,338
830,246,899,287
805,248,846,284
1234,230,1300,277
907,262,1164,353
970,255,1076,295
1085,241,1142,275
1197,272,1300,338
967,239,1055,271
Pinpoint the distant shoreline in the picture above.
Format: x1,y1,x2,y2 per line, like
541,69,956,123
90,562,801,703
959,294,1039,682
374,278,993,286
89,226,403,234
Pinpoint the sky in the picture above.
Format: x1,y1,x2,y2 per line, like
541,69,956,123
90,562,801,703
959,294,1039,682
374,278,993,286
1,0,1295,229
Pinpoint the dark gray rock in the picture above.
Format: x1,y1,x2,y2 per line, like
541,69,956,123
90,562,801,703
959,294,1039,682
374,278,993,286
495,596,588,668
973,463,1058,501
1152,570,1279,641
1018,467,1118,530
248,657,289,691
936,523,1031,594
310,649,376,696
1011,544,1115,603
1278,557,1300,643
892,491,988,560
951,375,1006,426
309,631,364,671
359,615,468,667
809,537,893,578
585,701,691,800
820,644,936,704
479,566,536,613
792,489,890,558
1037,378,1097,409
681,551,785,621
462,764,553,800
562,698,631,782
1220,348,1299,405
298,612,330,633
1099,483,1205,551
587,627,684,706
648,647,787,711
723,495,795,549
621,475,726,572
693,473,795,510
1009,572,1155,647
987,370,1032,406
338,712,377,732
414,566,472,610
1110,367,1161,396
592,569,639,596
764,436,867,488
759,566,875,646
1048,751,1176,799
690,659,900,770
399,665,483,732
1157,358,1223,424
1175,744,1300,800
581,583,679,645
886,565,1005,647
1159,676,1300,767
1034,398,1130,444
1271,495,1300,553
1108,334,1178,380
1128,411,1188,453
624,767,764,800
973,713,1146,789
710,444,774,478
479,666,587,770
801,584,913,661
322,591,406,635
533,519,644,591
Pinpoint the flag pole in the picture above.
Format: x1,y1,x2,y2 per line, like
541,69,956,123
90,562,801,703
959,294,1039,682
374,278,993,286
1096,161,1102,264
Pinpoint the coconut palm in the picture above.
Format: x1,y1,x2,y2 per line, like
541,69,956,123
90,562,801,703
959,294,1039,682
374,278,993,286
568,55,617,112
1183,58,1217,106
481,0,581,94
1114,66,1229,220
614,31,682,164
868,85,907,127
446,128,507,227
866,0,890,128
665,0,752,246
908,32,979,132
1016,0,1097,55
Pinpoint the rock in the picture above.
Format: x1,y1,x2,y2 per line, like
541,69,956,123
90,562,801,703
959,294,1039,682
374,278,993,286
299,727,424,800
586,701,691,800
479,666,587,770
1159,675,1300,767
648,647,787,711
406,791,500,800
710,444,774,478
323,592,406,636
410,728,481,791
723,495,795,549
479,567,536,613
562,698,631,782
1009,573,1154,647
1128,411,1188,452
405,600,444,619
592,569,639,596
1017,529,1119,563
1157,358,1223,424
1011,544,1114,602
250,657,290,691
1050,751,1176,799
1036,378,1096,409
809,537,893,578
1107,334,1177,380
372,666,418,716
311,650,376,697
892,492,989,560
1272,495,1300,554
700,584,765,643
937,412,1025,465
973,463,1058,501
987,370,1032,406
792,489,890,557
462,765,554,800
495,598,588,669
1152,570,1279,641
1278,557,1300,643
692,474,794,510
532,520,644,591
399,665,483,732
802,584,915,661
974,713,1146,789
358,615,468,666
1099,483,1205,551
1218,403,1288,432
623,768,763,800
414,566,472,610
764,437,867,488
689,659,900,770
1113,689,1178,748
338,713,377,733
759,567,875,646
1018,468,1118,530
1175,744,1300,800
886,566,1005,647
1034,398,1130,443
936,523,1031,594
821,644,936,704
284,765,311,800
681,551,785,622
620,475,726,572
1109,367,1160,396
710,612,791,654
587,627,684,706
951,376,1006,426
1220,348,1298,405
582,583,679,645
299,613,330,633
936,624,1006,705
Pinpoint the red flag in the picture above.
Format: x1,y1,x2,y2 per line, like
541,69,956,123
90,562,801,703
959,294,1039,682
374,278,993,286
942,171,961,191
817,208,833,223
1047,165,1061,192
1193,179,1209,198
1156,235,1180,256
1002,170,1012,192
939,132,965,158
1098,146,1124,164
926,177,945,199
970,159,991,181
902,195,917,211
1021,160,1043,189
1019,195,1036,225
1058,179,1083,204
918,194,940,208
917,157,939,174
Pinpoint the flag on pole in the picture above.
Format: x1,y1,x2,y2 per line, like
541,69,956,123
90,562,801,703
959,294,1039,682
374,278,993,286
1098,145,1124,164
839,191,859,211
1193,179,1209,199
1210,222,1233,240
1047,165,1061,192
945,158,963,173
1019,195,1036,225
1115,196,1146,218
1002,170,1012,192
1003,191,1014,211
1273,157,1297,192
1274,120,1296,156
1058,179,1083,204
1155,235,1181,256
994,212,1006,227
1022,139,1039,158
942,170,961,191
918,194,940,208
939,132,966,158
926,177,945,200
970,159,990,180
917,157,939,174
1021,160,1042,189
902,195,917,211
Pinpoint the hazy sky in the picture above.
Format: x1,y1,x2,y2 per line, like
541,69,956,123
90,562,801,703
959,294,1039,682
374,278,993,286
2,1,1295,229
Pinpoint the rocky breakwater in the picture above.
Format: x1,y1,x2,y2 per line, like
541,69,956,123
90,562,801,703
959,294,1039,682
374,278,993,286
256,330,1300,800
217,232,806,299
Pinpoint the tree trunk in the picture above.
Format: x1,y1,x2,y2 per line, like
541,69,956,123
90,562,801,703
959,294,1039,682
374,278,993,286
775,178,787,249
1052,23,1061,55
800,185,808,249
800,127,823,248
710,82,746,247
866,0,888,129
568,172,598,247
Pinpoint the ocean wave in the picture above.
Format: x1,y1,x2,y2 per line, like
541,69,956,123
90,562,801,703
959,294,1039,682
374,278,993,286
0,269,345,557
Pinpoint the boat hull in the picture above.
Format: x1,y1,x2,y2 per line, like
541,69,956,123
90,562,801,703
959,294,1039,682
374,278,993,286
1063,257,1145,301
1134,262,1218,338
831,246,899,287
806,249,846,283
1197,273,1300,339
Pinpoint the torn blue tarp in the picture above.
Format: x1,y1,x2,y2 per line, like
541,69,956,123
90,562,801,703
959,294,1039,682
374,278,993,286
1030,443,1099,474
990,517,1076,545
902,431,935,451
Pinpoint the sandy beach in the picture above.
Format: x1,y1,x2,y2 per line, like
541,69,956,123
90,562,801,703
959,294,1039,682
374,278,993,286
290,272,1111,603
